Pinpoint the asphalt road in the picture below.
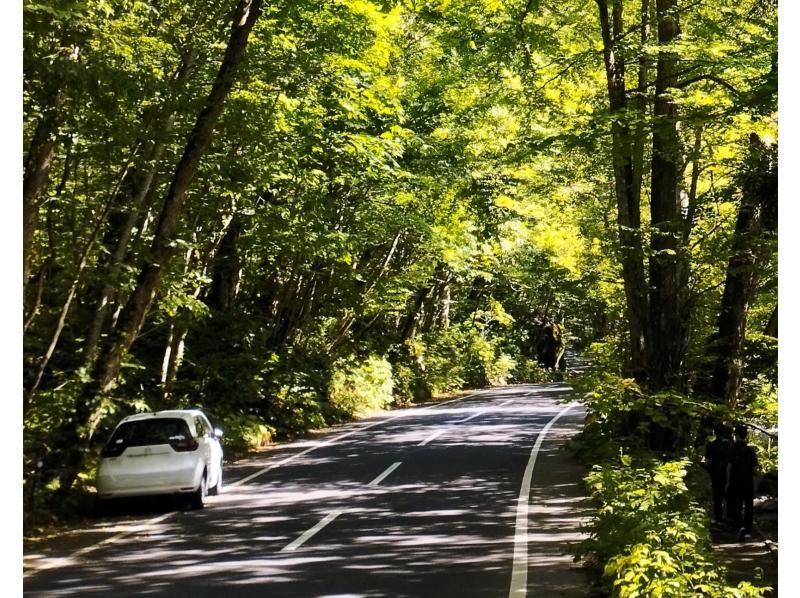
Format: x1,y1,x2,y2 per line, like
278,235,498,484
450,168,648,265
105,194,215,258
24,383,591,597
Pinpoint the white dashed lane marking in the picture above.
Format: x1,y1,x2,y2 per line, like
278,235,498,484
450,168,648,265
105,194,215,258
368,461,403,488
281,511,344,552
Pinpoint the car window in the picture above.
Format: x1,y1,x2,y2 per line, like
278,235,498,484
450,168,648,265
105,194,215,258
107,418,192,448
200,415,214,437
194,416,206,437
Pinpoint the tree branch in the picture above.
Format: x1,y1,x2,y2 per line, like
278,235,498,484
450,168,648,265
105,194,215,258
675,74,741,95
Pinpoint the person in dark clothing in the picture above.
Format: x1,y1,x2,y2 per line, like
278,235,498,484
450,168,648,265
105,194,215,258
727,424,758,540
536,324,558,368
703,424,732,526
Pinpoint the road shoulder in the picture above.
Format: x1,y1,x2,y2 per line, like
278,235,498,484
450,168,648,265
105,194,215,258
525,408,595,597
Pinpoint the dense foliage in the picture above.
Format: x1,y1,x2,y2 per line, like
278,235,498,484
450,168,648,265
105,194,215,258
570,361,776,596
23,3,776,571
582,454,767,597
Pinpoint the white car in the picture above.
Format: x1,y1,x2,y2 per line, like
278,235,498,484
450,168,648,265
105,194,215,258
96,409,224,509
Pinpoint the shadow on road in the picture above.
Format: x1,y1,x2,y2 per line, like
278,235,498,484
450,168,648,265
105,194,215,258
25,387,594,597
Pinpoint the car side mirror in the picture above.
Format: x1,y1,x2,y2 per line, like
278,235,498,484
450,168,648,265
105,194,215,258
214,427,224,438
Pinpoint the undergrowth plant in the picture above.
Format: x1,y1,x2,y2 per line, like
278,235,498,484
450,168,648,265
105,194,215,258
570,355,772,597
328,355,395,417
578,454,767,597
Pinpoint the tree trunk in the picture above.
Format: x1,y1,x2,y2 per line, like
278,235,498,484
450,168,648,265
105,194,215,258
364,229,403,294
421,264,452,333
82,154,163,362
207,213,243,311
399,286,431,342
91,0,263,395
83,51,195,363
708,134,777,407
49,0,265,495
647,0,683,391
23,261,51,334
676,127,704,387
327,230,405,353
631,0,652,204
161,325,188,402
268,272,300,347
596,0,650,380
23,96,61,289
437,281,451,329
764,304,777,338
25,151,141,404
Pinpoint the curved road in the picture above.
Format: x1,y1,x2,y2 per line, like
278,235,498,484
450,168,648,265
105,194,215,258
24,383,591,597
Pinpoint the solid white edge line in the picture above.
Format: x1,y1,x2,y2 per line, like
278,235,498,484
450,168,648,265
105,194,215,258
508,402,577,598
281,510,343,552
368,461,402,487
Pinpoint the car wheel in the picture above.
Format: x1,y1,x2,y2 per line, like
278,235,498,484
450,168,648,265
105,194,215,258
191,472,208,509
208,461,223,496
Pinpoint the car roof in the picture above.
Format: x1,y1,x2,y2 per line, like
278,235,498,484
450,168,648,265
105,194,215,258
120,409,206,424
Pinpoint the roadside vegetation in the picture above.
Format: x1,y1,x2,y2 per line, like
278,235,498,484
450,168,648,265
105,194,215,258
24,4,777,585
569,349,777,596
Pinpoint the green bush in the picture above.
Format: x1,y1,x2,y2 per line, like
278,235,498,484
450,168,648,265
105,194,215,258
266,382,327,436
569,366,774,597
485,351,517,385
390,354,431,405
416,328,468,394
571,368,729,458
464,332,516,386
580,454,768,597
217,413,276,457
328,355,395,417
386,325,521,402
742,376,778,474
568,371,647,461
583,340,628,375
512,357,564,384
421,324,520,390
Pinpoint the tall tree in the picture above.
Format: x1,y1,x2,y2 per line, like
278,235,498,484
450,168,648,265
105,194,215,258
647,0,684,390
707,134,777,406
23,90,61,289
596,0,650,379
82,50,197,364
89,0,264,398
49,0,266,494
21,0,778,512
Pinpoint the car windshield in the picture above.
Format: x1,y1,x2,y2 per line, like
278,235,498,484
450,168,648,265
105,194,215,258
107,418,192,448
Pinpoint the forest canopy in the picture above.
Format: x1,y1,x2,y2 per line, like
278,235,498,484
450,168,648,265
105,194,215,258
22,0,776,526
